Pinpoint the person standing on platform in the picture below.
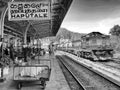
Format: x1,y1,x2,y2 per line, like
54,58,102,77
4,46,9,56
0,42,3,59
9,44,15,63
22,45,28,62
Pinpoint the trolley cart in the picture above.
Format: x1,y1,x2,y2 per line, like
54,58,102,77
13,64,51,89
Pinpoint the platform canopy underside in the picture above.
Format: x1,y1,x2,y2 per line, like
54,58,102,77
0,0,73,39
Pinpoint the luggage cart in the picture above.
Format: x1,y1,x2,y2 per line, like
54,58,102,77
13,59,51,90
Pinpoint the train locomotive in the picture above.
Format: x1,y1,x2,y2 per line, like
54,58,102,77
57,32,114,61
76,47,113,61
58,46,114,61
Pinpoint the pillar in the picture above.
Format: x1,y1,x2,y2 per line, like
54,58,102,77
0,0,14,81
23,23,30,45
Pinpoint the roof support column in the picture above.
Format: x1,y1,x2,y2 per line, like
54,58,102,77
24,23,30,45
0,7,7,40
0,0,14,39
0,1,10,81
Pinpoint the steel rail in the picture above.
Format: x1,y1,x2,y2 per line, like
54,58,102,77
64,55,120,88
57,56,86,90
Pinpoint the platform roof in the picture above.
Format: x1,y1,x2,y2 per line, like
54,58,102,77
0,0,73,39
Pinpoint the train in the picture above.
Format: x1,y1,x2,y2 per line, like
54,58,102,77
56,32,116,61
77,47,114,61
57,46,114,61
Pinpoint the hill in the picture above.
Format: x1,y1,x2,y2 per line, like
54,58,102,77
56,28,86,41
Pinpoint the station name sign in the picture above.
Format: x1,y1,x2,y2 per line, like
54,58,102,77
8,2,50,21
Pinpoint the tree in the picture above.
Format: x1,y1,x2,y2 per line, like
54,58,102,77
109,25,120,36
66,32,72,39
109,25,120,50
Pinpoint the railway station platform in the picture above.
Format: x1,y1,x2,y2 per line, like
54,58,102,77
0,53,70,90
39,54,70,90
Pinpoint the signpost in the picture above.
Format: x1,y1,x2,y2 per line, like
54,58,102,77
8,1,50,21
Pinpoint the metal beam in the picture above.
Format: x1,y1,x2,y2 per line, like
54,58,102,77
31,21,51,26
4,24,23,35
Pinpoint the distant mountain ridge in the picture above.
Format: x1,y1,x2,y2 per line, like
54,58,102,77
56,28,86,41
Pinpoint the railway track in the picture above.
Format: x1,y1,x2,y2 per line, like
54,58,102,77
56,55,86,90
62,50,120,76
56,55,120,90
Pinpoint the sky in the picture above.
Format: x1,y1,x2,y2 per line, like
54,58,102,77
61,0,120,34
